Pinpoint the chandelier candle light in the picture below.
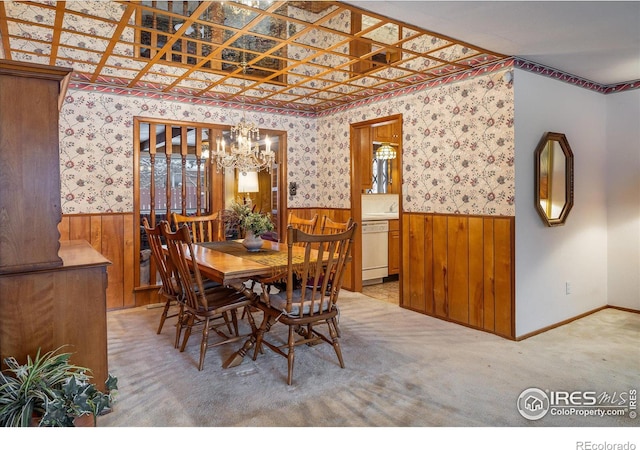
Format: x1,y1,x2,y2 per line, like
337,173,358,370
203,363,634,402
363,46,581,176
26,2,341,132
214,128,273,174
212,56,275,174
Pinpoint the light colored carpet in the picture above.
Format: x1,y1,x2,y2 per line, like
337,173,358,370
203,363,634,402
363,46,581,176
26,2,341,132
99,290,639,428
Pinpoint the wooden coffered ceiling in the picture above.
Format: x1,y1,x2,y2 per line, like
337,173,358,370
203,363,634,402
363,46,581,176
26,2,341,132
0,1,508,112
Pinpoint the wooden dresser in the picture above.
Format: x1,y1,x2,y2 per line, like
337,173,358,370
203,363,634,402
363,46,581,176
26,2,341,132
0,60,111,390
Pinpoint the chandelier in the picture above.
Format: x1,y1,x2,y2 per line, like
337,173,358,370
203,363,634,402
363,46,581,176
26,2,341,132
212,121,274,174
211,62,274,174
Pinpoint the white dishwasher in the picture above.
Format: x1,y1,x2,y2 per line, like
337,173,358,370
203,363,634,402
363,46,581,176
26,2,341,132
362,220,389,285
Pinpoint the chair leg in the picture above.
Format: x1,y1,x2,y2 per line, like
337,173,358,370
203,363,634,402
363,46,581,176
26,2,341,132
252,315,268,361
252,312,275,361
327,318,345,368
230,309,240,336
222,311,233,334
174,305,185,349
286,325,296,385
198,317,210,371
157,299,171,334
180,314,195,352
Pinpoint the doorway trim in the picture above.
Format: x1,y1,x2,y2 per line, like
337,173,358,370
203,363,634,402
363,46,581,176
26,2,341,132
349,113,403,293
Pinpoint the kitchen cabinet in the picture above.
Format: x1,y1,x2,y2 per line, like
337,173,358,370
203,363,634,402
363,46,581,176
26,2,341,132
373,121,400,144
388,219,400,275
356,126,373,192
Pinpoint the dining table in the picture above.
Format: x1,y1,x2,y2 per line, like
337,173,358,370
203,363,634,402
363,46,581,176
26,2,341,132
183,239,319,368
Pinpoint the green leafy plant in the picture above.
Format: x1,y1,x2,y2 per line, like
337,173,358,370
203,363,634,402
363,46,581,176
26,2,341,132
0,347,118,427
242,211,275,236
230,202,274,236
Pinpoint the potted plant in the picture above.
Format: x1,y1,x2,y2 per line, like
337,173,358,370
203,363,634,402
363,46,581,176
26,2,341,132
0,347,118,427
230,202,274,251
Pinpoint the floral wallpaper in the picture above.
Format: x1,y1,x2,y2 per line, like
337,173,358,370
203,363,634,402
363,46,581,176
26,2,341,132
59,64,514,217
317,65,515,215
58,90,318,213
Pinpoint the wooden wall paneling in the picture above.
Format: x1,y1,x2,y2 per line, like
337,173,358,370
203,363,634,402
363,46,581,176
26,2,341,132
422,214,434,314
447,216,469,324
482,218,496,332
468,217,485,328
59,213,138,310
70,215,92,242
400,214,410,308
494,218,514,338
100,215,124,310
432,215,448,318
58,216,70,241
406,213,426,312
90,215,103,250
123,214,136,308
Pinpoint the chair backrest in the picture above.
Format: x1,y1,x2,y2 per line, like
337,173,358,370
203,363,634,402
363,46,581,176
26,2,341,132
142,218,179,299
287,212,318,234
160,221,208,312
283,223,357,318
320,216,354,234
171,211,223,243
287,212,318,246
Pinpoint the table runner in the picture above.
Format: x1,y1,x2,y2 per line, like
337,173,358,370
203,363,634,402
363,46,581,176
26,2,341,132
198,240,309,272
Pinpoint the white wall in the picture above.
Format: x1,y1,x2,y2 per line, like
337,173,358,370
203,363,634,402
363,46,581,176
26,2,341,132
606,89,640,310
514,69,609,337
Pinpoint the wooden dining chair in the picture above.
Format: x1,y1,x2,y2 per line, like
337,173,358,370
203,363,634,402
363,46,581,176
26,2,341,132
320,216,354,234
142,218,182,342
171,211,224,243
161,222,254,371
287,212,318,246
287,212,318,234
252,223,357,385
318,216,354,318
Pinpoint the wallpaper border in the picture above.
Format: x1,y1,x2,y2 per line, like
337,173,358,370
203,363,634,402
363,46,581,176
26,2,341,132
68,57,639,119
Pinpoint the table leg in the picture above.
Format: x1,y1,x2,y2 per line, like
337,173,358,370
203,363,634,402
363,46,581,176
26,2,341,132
222,282,259,368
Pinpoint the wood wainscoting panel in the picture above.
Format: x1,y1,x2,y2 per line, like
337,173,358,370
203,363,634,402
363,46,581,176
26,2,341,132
482,218,496,332
447,216,470,324
401,212,515,339
432,214,448,318
403,214,427,312
493,218,515,338
59,213,135,310
468,217,485,329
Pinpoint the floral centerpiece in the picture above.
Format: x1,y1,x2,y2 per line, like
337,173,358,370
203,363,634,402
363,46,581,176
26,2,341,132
230,202,274,251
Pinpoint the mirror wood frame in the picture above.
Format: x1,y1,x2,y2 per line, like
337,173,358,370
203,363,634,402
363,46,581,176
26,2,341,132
534,131,574,226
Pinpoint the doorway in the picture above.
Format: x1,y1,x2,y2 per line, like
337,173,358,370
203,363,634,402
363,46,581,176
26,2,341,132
350,114,402,304
133,117,287,292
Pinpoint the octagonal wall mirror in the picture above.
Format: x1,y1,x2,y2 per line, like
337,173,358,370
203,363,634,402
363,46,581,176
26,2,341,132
534,132,574,226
